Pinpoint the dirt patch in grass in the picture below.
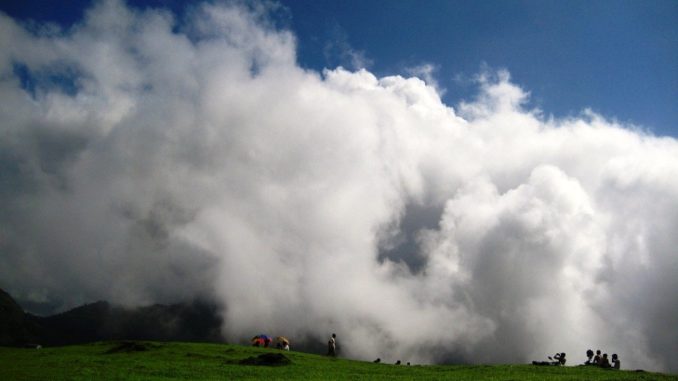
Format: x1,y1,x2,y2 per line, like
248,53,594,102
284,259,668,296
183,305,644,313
239,353,291,366
104,341,159,354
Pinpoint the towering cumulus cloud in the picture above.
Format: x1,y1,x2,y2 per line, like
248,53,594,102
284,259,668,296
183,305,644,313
1,0,677,372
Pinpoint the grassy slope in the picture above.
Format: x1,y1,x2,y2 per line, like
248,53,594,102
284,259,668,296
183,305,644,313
0,342,676,381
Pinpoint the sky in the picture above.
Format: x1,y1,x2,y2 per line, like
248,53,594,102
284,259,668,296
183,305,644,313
286,0,678,137
1,0,677,373
2,0,676,136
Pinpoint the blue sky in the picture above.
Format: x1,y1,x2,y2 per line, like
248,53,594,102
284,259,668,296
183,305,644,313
2,0,676,136
286,0,678,137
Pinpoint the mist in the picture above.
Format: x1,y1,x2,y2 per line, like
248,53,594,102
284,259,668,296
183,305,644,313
1,0,677,372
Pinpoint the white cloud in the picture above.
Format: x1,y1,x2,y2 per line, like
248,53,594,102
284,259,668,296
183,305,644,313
405,63,444,95
323,24,373,70
0,0,677,372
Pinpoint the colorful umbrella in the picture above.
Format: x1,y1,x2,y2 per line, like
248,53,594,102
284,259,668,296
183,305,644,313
251,334,272,347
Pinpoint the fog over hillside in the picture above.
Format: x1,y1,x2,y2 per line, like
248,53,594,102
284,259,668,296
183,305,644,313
1,0,677,372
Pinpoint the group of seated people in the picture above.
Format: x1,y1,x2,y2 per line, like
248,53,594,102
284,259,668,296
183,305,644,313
532,349,621,369
584,349,620,369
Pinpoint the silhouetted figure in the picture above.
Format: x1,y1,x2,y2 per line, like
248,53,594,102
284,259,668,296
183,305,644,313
373,358,381,363
594,350,602,365
600,353,611,368
327,333,337,356
584,349,594,365
395,360,401,365
533,352,566,366
612,354,620,369
407,362,411,366
553,352,566,366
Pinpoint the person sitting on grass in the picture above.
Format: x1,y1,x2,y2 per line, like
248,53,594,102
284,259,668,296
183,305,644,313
552,352,566,366
532,352,565,366
593,349,602,365
584,349,594,365
600,353,611,368
611,354,620,369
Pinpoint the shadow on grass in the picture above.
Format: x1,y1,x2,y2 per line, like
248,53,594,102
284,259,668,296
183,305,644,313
104,341,160,354
239,353,292,366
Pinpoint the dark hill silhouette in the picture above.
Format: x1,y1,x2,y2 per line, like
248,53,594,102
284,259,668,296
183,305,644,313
0,288,39,345
0,288,223,346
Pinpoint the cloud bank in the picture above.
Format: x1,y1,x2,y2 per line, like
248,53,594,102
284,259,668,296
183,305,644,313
1,0,677,372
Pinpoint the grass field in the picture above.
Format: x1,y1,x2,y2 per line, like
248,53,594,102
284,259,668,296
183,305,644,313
0,341,676,380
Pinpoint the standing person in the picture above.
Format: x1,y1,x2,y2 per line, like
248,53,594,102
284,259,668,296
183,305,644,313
327,333,337,357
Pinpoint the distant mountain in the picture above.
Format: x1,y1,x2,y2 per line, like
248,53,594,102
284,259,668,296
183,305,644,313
0,288,39,345
0,288,223,346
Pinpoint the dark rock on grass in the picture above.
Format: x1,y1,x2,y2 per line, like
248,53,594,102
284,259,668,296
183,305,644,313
239,353,291,366
104,341,158,354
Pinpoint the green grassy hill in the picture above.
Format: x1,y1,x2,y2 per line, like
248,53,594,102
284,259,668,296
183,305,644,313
0,341,676,380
